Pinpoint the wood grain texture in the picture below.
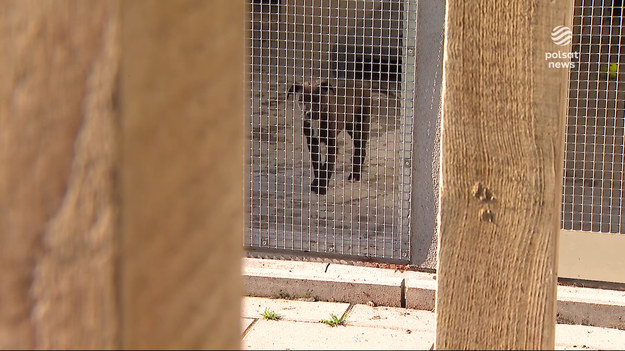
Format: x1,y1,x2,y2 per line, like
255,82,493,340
436,1,573,349
0,1,121,348
120,0,245,349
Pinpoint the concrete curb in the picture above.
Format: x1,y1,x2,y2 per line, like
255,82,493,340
243,258,625,330
244,258,404,307
557,285,625,330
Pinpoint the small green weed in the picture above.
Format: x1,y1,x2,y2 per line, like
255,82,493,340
320,313,346,327
261,307,281,321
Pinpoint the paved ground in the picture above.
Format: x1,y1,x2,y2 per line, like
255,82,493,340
241,296,625,350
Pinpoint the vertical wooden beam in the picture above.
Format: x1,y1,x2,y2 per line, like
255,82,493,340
436,1,573,349
120,0,245,349
0,1,121,348
1,0,244,349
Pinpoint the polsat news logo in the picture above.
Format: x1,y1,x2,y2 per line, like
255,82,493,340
551,25,572,45
545,25,578,69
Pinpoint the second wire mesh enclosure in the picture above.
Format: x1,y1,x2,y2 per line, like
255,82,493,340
562,0,625,234
247,0,417,261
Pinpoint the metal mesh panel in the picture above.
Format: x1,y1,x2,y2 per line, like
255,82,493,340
562,0,625,233
246,0,417,261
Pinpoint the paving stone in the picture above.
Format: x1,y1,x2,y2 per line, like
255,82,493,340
555,324,625,350
241,318,255,335
243,296,349,323
241,298,625,350
242,319,434,350
345,304,435,333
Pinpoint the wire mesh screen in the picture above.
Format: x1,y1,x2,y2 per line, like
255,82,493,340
562,0,625,234
246,0,417,261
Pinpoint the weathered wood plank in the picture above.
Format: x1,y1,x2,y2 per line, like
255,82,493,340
0,1,121,348
1,0,244,348
436,1,573,349
120,0,245,348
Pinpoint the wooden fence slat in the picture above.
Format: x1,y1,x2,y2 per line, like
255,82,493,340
120,0,245,349
436,1,573,349
0,1,120,348
1,0,244,349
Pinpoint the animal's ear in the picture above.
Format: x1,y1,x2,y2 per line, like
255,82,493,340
287,83,304,98
317,80,335,95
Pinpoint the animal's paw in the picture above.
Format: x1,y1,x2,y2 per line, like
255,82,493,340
311,183,319,194
348,173,361,182
311,179,327,195
311,184,327,195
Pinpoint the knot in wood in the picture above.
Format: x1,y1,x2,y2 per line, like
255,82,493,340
479,208,495,223
472,182,494,202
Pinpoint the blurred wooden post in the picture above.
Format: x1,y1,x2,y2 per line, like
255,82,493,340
436,1,573,349
0,0,244,349
120,0,245,348
0,1,121,348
